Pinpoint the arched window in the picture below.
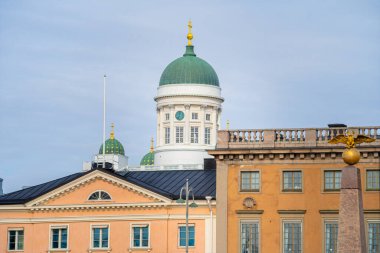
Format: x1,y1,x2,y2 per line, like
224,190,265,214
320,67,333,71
88,190,111,200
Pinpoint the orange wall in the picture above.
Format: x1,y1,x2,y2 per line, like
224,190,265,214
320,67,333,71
227,163,380,253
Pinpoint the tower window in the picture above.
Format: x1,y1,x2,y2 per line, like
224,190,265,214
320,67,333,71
192,113,198,120
176,126,184,143
206,114,211,121
165,127,170,144
191,127,199,143
205,127,211,144
88,191,111,200
165,113,170,121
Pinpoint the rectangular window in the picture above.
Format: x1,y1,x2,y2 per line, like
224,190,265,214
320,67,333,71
191,127,199,143
241,221,259,253
176,126,184,143
192,113,198,120
283,171,302,191
324,171,341,191
8,229,24,251
132,225,149,248
51,226,68,249
368,222,380,253
325,222,338,253
165,127,170,144
241,171,260,192
205,127,211,145
206,113,211,121
367,170,380,190
165,113,170,121
92,225,109,249
178,225,195,247
283,221,302,253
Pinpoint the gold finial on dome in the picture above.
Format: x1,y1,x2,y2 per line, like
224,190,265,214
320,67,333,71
110,123,115,140
187,20,193,46
150,137,154,153
226,120,230,130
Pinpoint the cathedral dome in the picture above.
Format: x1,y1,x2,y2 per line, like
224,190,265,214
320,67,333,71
159,45,219,86
140,138,155,166
99,126,125,156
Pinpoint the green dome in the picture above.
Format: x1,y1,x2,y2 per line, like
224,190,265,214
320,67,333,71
99,138,125,156
140,152,155,166
159,45,219,86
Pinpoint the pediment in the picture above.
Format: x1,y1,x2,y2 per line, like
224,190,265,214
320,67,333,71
27,170,171,208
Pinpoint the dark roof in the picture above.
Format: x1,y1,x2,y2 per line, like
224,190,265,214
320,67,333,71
0,172,84,204
0,169,216,205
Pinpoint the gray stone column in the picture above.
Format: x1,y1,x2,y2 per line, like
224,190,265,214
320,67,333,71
216,160,228,253
337,165,367,253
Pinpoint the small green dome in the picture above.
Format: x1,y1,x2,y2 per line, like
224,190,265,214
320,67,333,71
159,45,219,86
140,152,154,166
99,138,125,156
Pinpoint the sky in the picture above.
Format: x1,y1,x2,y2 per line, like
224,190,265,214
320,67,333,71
0,0,379,193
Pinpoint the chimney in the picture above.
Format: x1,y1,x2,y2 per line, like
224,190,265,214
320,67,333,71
0,178,3,195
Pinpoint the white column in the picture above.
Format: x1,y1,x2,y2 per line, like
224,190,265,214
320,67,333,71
185,104,190,144
200,105,206,145
212,106,219,146
170,105,175,144
156,107,160,146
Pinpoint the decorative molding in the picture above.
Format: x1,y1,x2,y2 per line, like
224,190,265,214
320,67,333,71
26,170,171,207
319,209,380,214
236,210,264,214
319,210,339,214
277,210,306,214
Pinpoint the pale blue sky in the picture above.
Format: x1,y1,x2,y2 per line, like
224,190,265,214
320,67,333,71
0,0,379,193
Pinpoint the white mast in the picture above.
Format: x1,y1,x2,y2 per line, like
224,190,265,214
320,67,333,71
102,74,106,168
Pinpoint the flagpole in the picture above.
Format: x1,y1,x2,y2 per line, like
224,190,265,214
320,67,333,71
102,74,106,169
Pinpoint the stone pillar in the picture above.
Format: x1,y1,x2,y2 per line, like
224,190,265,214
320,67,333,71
169,105,175,144
185,104,190,144
216,160,228,253
337,165,367,253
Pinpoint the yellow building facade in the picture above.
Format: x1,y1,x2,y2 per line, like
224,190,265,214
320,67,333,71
210,126,380,253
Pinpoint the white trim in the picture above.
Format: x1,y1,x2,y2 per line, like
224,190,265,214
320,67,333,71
129,222,151,249
0,214,212,224
49,224,69,251
7,227,24,251
26,170,171,207
87,190,112,201
90,223,110,250
178,223,195,248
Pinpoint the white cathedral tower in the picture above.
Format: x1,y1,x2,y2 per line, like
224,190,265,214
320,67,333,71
154,21,224,167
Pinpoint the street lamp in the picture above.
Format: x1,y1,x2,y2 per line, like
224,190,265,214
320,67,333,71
176,179,198,253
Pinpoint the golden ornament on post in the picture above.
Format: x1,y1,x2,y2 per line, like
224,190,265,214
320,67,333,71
328,131,375,165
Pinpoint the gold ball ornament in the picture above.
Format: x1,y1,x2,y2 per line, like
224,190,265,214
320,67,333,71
342,148,360,165
187,33,193,40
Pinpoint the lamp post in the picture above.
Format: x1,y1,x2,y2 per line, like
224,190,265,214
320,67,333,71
176,179,198,253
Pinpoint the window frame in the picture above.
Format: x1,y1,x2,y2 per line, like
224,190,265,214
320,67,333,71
240,220,260,253
176,126,184,144
49,225,69,250
165,113,170,121
190,126,199,144
366,169,380,191
90,224,110,250
240,171,261,192
205,113,211,121
191,112,198,120
323,170,342,192
165,127,170,144
87,190,112,201
282,220,303,253
282,170,303,192
204,127,211,145
130,224,150,249
7,228,24,251
323,220,338,253
367,220,380,253
178,224,195,248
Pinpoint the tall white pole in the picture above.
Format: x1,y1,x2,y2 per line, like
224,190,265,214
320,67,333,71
102,74,106,169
